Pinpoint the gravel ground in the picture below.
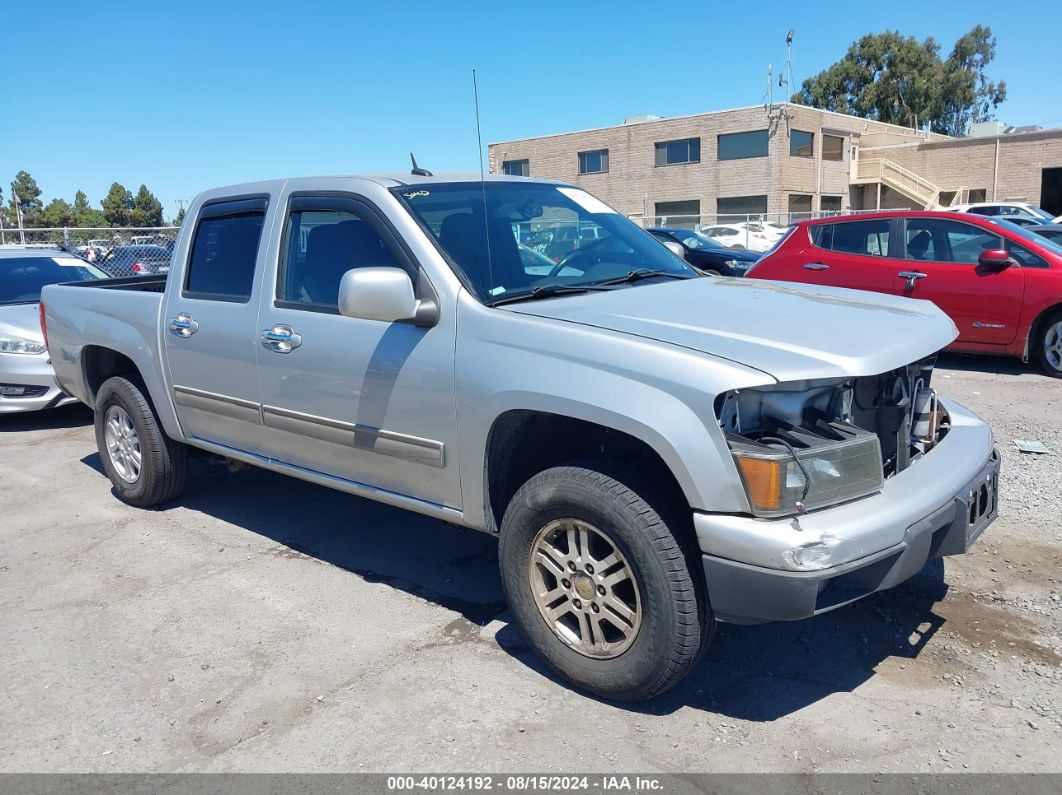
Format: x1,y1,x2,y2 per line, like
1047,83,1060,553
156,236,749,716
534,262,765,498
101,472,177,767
0,353,1058,774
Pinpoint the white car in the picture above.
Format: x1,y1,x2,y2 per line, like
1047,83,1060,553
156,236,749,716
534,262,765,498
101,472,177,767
948,202,1055,222
698,222,785,253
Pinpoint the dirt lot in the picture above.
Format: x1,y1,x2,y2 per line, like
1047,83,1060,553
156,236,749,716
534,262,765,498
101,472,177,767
1,354,1059,774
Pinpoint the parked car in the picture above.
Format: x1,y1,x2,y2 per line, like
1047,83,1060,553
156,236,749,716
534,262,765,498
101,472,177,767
0,247,106,414
698,222,780,253
995,214,1043,228
746,211,1062,376
42,175,998,701
101,244,172,276
1029,224,1062,244
648,227,759,275
949,202,1055,222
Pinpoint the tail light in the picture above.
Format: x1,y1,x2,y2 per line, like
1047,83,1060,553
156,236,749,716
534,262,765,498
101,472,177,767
39,302,49,350
132,261,146,273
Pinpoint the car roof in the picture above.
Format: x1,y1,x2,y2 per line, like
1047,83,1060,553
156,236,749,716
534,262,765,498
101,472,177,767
1029,224,1062,231
795,210,1018,227
0,246,72,260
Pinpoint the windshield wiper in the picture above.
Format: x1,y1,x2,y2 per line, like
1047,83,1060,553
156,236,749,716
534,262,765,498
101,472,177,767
490,283,614,307
591,269,696,287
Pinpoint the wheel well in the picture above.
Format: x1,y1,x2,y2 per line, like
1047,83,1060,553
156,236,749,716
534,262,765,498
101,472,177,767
1027,303,1062,360
82,346,139,402
484,410,689,534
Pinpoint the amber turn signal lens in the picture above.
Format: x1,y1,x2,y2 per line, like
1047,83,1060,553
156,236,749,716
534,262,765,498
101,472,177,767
734,456,785,512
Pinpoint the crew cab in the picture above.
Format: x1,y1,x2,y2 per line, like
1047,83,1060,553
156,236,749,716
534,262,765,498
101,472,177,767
41,175,999,701
746,211,1062,376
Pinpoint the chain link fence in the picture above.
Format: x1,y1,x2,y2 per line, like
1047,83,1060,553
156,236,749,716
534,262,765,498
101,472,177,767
0,227,179,277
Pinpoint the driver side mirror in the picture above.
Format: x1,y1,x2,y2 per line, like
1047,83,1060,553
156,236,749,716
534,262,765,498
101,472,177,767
662,240,687,261
338,267,418,323
978,248,1014,272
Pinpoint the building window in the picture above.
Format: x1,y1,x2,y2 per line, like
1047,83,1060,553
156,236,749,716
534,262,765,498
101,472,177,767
502,159,529,177
968,188,988,203
654,138,700,167
822,134,845,162
717,195,768,220
790,131,814,158
788,194,813,216
717,130,769,160
654,199,701,228
578,149,609,175
820,195,842,213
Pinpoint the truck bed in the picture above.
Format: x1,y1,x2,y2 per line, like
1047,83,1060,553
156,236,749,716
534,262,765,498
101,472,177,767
60,275,168,293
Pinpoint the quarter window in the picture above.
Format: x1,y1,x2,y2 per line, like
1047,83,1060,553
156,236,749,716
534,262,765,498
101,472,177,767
718,130,769,160
790,130,814,158
654,138,700,166
185,208,266,301
578,149,609,174
822,134,844,161
502,159,529,177
279,206,402,310
815,219,891,257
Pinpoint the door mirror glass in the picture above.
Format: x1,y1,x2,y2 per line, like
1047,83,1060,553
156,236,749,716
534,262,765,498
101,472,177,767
662,240,687,260
978,248,1013,271
338,267,417,322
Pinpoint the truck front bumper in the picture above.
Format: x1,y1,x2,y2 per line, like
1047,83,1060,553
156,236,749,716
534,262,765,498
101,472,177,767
694,398,999,624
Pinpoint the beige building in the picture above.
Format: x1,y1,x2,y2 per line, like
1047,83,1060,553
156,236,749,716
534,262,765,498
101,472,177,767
488,104,1062,225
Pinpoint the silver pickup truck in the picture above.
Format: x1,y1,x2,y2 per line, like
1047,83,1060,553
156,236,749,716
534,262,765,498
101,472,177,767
41,173,999,701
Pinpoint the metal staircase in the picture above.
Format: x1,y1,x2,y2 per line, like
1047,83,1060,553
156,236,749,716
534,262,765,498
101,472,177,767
851,157,965,210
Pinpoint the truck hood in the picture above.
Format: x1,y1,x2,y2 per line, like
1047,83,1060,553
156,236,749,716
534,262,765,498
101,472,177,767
0,302,44,342
505,277,958,382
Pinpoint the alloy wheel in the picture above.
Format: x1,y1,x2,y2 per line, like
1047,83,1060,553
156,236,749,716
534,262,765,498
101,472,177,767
104,405,142,483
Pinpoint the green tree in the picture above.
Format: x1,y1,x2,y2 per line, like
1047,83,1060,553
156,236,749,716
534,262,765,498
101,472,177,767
74,190,109,228
42,198,76,228
173,206,186,226
793,26,1006,136
8,170,44,226
130,184,164,227
101,182,134,226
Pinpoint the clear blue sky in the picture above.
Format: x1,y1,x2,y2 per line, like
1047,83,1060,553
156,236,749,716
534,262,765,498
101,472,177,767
2,0,1058,222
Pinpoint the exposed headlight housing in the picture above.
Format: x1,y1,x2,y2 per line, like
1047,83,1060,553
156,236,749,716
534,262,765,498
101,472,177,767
724,259,752,271
728,421,883,517
0,335,47,355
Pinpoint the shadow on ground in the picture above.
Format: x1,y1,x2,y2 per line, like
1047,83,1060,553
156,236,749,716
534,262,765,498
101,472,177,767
0,403,93,433
80,454,952,722
936,351,1045,377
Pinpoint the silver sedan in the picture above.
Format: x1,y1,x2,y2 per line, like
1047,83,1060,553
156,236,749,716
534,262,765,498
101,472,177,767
0,247,106,414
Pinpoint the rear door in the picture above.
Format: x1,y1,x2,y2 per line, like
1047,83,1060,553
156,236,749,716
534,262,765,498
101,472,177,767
892,217,1025,345
790,217,897,292
163,197,271,450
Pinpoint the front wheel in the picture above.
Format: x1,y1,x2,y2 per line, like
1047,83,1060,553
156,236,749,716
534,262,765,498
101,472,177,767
95,376,188,507
499,464,712,701
1038,311,1062,378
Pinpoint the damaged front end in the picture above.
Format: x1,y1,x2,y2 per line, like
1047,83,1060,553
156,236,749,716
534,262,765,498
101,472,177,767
716,356,948,518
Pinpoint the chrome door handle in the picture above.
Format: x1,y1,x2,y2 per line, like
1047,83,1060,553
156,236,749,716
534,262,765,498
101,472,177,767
898,270,928,290
168,313,199,337
261,324,302,354
803,262,830,271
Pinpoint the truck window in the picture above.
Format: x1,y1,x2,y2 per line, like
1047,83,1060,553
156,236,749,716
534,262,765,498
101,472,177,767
279,208,401,310
185,211,265,302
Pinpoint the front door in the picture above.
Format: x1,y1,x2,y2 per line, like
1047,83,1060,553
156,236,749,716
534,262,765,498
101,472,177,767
253,191,460,508
163,197,271,450
893,217,1025,346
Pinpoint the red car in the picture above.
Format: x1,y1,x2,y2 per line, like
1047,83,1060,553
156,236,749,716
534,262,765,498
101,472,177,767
746,211,1062,376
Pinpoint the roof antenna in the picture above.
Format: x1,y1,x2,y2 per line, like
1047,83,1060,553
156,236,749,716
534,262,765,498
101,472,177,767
472,68,496,304
410,152,432,177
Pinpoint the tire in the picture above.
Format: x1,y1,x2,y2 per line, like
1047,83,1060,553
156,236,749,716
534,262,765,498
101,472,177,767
1036,310,1062,378
499,463,712,701
94,375,187,507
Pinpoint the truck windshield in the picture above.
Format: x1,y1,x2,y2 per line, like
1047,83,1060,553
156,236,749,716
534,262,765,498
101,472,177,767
0,256,106,305
393,182,696,304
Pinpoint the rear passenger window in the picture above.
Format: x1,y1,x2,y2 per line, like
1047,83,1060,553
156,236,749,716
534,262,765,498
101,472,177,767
817,219,891,257
185,210,266,301
279,206,402,310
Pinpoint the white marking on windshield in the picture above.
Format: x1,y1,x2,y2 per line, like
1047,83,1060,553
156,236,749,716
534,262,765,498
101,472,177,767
557,188,617,215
